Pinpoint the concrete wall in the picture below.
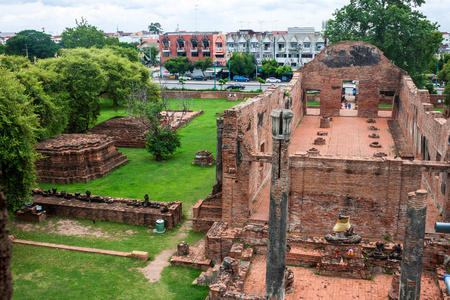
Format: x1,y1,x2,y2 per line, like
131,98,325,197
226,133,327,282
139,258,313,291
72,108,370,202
299,41,406,118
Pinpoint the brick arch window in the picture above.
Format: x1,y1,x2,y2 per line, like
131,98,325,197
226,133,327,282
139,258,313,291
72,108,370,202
190,36,198,48
177,36,185,48
202,35,210,48
161,35,170,48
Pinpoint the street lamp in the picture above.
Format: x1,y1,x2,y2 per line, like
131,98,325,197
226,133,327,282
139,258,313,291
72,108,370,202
226,51,231,82
214,60,217,89
436,55,439,87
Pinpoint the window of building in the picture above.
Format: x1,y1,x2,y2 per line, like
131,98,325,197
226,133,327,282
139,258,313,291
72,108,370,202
177,51,186,57
192,40,198,48
302,54,313,58
216,54,224,58
191,51,199,57
278,44,285,51
304,42,311,48
163,52,172,57
178,40,184,48
203,52,210,57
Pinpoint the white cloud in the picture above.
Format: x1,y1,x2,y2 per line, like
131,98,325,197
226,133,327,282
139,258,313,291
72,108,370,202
0,0,447,36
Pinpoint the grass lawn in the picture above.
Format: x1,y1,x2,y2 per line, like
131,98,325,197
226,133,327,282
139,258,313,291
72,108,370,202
379,104,393,108
307,101,320,106
10,97,242,300
434,107,443,112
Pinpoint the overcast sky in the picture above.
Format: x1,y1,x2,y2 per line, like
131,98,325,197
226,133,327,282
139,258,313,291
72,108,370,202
0,0,448,36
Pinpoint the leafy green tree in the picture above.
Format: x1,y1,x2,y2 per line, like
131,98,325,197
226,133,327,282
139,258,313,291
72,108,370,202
261,59,277,77
164,56,193,75
0,70,40,211
5,30,60,59
126,83,186,161
439,61,450,106
61,17,106,49
0,43,6,54
148,22,164,35
230,53,255,78
324,0,442,88
0,55,67,139
106,45,139,62
276,65,292,75
218,78,228,90
257,77,266,89
144,102,181,161
428,53,450,74
193,57,213,77
39,52,106,133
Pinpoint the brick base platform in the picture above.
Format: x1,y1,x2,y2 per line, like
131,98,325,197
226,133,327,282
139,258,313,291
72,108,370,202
170,240,212,271
33,193,182,229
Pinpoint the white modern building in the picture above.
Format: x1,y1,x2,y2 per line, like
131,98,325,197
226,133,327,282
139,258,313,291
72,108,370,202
225,27,325,67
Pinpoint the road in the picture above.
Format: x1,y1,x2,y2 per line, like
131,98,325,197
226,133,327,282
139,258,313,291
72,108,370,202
152,79,286,91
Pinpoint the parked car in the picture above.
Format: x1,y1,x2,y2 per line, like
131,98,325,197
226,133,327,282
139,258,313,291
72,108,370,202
192,76,207,81
179,76,191,80
266,77,281,83
233,75,250,82
227,84,245,90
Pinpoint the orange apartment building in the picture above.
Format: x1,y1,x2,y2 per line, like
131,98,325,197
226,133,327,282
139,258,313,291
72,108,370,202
159,32,226,66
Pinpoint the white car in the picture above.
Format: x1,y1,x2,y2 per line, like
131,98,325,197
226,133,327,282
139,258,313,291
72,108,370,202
179,76,192,81
266,77,281,83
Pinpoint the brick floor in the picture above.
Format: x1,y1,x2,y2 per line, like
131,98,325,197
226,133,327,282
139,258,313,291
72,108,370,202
243,255,442,299
289,115,396,157
306,108,393,118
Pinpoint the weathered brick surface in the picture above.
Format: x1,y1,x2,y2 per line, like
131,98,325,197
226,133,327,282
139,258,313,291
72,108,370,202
395,75,450,221
299,41,406,117
33,194,182,229
35,134,128,184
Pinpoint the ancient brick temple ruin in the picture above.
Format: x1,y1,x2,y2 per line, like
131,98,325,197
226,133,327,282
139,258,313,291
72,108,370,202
35,134,128,184
189,41,450,299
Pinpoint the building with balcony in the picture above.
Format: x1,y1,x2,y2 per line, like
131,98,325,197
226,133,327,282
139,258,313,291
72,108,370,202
159,32,226,65
225,27,325,67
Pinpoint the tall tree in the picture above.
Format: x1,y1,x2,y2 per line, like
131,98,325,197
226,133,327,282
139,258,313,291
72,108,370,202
164,56,193,75
39,52,106,133
5,30,60,59
0,55,67,139
0,43,6,54
60,17,106,49
0,70,40,211
324,0,442,88
229,53,255,78
261,59,277,77
148,22,164,35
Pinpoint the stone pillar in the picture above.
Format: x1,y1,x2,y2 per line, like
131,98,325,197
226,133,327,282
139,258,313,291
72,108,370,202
266,109,293,300
213,118,224,194
399,189,428,300
0,189,13,300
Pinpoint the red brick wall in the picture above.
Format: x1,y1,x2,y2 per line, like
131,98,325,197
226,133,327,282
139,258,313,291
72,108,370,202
288,156,423,240
396,75,450,221
221,74,305,227
299,41,406,117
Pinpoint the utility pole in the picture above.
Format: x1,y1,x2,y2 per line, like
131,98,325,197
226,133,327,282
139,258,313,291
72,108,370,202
23,43,29,59
195,5,198,32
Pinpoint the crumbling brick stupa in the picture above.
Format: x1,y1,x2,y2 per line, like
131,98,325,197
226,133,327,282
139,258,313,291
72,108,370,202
35,134,128,184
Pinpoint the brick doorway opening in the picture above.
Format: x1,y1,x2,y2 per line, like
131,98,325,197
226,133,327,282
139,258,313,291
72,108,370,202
340,79,358,117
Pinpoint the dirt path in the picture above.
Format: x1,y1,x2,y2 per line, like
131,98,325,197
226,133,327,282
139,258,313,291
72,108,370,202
138,208,193,283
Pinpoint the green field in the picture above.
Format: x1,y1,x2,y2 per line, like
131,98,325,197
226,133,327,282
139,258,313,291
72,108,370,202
10,98,242,300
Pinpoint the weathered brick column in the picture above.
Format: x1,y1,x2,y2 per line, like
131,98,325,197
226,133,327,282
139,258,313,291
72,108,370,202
266,109,293,300
213,118,224,194
399,189,427,300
